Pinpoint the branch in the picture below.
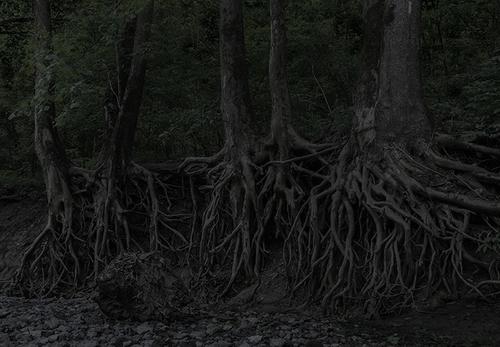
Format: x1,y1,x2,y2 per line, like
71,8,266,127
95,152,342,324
0,31,29,35
0,17,32,26
436,133,500,157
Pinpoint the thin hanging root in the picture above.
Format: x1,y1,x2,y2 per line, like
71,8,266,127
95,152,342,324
15,134,500,312
14,163,187,297
186,150,265,287
436,133,500,157
285,145,500,315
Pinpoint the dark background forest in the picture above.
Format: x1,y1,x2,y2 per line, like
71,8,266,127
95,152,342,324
2,0,500,178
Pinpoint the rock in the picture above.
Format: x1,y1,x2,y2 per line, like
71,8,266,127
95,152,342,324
45,317,60,330
174,332,188,339
227,283,260,306
113,337,129,347
0,333,13,347
48,334,60,342
206,324,219,335
247,317,259,325
247,335,263,344
135,322,153,334
30,330,42,338
270,338,285,347
190,330,205,339
95,252,191,321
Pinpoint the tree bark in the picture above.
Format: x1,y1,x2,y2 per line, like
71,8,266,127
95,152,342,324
104,15,137,136
219,0,254,163
269,0,291,160
354,0,431,150
103,0,154,173
33,0,72,221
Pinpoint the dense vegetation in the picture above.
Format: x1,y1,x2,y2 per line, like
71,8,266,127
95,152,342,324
1,0,499,173
2,0,500,317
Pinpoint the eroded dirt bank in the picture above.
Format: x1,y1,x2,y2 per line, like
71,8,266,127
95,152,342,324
0,188,45,289
1,194,500,346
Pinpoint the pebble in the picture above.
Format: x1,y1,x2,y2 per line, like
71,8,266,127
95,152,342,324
0,294,409,347
247,335,263,344
135,322,153,334
270,338,285,347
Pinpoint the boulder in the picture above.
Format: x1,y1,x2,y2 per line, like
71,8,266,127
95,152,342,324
95,252,191,321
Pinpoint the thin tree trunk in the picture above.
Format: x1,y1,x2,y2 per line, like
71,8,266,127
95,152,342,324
104,15,137,137
102,0,154,173
219,0,253,163
33,0,72,219
93,0,155,269
269,0,291,160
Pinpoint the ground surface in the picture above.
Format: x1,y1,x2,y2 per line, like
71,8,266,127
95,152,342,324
1,294,500,346
2,188,500,347
0,187,45,289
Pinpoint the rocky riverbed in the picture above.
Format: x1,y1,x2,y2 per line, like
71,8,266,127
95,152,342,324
0,294,381,347
3,294,500,346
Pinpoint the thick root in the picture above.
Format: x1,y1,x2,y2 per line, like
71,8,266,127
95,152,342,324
13,163,189,296
185,151,262,296
286,144,500,316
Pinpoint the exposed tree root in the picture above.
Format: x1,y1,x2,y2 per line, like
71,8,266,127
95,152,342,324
182,146,263,296
179,128,337,296
13,163,190,297
14,134,500,317
285,141,500,316
258,129,336,256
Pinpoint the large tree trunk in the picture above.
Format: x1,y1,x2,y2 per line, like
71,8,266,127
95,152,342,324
219,0,254,162
15,0,77,295
354,0,431,150
181,0,261,292
287,0,500,316
33,0,72,211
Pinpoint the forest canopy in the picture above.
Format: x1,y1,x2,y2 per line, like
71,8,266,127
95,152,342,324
1,0,499,171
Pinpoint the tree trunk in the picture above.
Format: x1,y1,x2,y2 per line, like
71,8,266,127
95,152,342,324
33,0,72,206
92,0,156,269
15,0,76,295
104,15,137,138
184,0,260,287
354,0,431,150
287,0,500,315
220,0,254,163
103,0,154,172
269,0,291,159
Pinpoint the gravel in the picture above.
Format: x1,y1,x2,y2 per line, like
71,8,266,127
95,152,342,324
0,295,394,346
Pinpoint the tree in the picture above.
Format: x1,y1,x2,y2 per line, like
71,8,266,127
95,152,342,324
258,0,334,268
290,0,500,315
354,0,430,149
15,0,165,295
15,0,77,294
181,0,264,293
